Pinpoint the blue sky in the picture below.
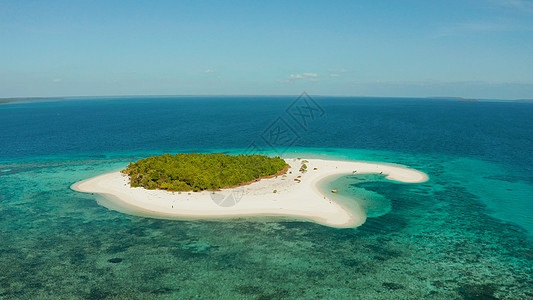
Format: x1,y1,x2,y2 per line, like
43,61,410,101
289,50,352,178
1,0,532,99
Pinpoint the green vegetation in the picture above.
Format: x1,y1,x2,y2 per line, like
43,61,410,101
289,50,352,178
122,153,288,192
0,97,64,105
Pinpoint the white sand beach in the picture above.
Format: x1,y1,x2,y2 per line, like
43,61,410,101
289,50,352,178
72,159,428,228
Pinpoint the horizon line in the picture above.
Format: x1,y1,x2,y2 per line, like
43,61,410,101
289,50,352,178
1,94,531,102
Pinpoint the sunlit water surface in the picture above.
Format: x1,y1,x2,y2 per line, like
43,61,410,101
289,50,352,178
1,97,532,298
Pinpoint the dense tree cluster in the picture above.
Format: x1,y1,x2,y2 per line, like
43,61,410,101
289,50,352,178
121,153,288,192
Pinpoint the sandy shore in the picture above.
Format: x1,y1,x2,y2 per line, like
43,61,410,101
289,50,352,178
72,158,428,228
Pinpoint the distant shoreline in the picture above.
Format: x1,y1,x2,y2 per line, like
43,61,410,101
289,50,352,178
72,158,429,228
0,97,65,104
2,95,532,104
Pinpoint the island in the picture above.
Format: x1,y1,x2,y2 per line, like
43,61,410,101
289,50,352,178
0,96,65,104
72,153,429,228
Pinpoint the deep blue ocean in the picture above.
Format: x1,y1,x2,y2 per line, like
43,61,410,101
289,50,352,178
1,96,532,298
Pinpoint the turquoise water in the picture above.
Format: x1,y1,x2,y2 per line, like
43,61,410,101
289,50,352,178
319,174,393,219
1,97,532,298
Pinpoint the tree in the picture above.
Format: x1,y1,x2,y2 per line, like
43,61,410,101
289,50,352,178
121,153,288,192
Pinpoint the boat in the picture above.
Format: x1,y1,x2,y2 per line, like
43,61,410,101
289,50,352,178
331,190,338,193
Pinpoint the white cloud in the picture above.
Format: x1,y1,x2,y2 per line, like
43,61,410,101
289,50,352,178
288,73,319,81
204,69,215,74
327,69,347,79
460,22,510,32
329,68,348,73
435,21,532,37
436,1,533,39
53,78,61,83
280,73,321,83
282,71,343,83
490,0,533,12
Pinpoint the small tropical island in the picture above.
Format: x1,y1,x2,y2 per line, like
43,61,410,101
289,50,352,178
72,153,429,228
122,153,289,192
